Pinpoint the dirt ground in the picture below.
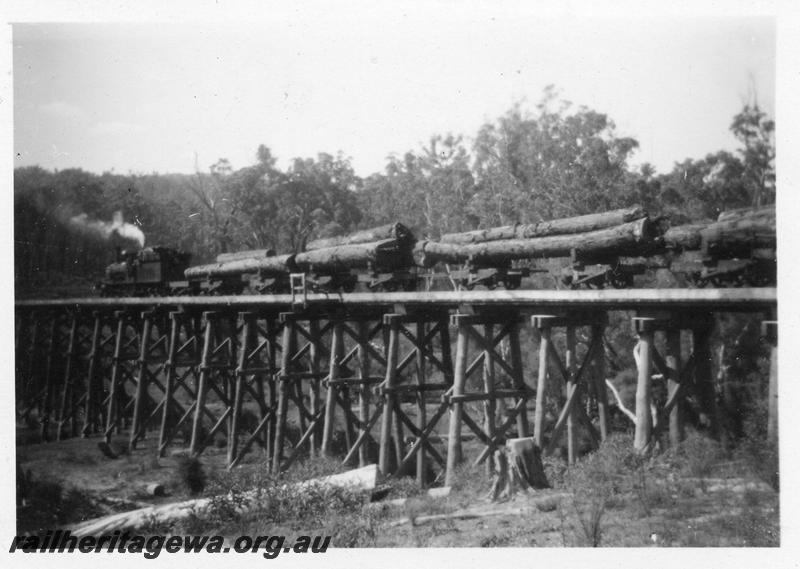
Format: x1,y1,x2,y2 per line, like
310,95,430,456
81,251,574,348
15,421,780,548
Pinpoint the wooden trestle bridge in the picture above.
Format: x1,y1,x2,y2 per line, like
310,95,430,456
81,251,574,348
15,288,777,486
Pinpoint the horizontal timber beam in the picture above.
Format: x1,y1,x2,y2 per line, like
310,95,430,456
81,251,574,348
16,288,776,312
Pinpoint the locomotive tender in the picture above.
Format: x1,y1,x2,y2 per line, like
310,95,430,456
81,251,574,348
99,205,776,296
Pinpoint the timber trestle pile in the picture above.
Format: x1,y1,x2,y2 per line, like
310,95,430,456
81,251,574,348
15,288,778,486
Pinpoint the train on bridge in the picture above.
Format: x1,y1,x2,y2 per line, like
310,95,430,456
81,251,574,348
99,204,776,296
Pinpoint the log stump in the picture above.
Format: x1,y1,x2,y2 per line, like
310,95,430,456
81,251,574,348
489,437,549,501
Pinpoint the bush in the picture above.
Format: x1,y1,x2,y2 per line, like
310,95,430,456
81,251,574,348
177,461,369,535
176,455,206,495
564,434,636,546
679,430,725,482
325,507,386,547
737,398,779,491
264,482,366,526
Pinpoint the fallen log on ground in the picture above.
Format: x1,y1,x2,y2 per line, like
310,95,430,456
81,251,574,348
69,464,377,537
143,483,166,497
368,487,452,509
682,478,774,493
440,205,647,244
386,493,571,528
184,254,297,280
305,223,414,251
414,218,658,267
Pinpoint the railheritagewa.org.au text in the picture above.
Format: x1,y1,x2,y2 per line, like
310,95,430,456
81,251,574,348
10,530,331,559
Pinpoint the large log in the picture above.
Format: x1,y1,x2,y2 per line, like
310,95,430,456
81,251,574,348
69,464,377,537
717,204,775,222
184,254,296,280
305,223,414,251
701,210,776,255
414,218,657,267
385,494,571,528
215,249,275,263
439,205,647,244
662,223,709,252
294,238,410,272
440,225,519,244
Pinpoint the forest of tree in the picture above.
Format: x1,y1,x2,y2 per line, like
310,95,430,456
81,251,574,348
13,87,775,290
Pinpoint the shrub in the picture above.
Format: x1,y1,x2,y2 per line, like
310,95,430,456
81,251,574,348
737,398,779,491
176,455,206,495
679,429,725,483
564,434,636,546
264,482,365,525
325,507,386,547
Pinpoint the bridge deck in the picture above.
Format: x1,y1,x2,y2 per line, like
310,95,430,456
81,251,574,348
15,287,777,311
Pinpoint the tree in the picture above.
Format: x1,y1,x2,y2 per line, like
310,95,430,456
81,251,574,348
186,158,238,256
657,102,775,221
657,151,751,222
471,87,640,225
133,172,205,254
358,134,477,238
730,103,775,207
623,163,662,217
263,152,362,252
185,146,286,257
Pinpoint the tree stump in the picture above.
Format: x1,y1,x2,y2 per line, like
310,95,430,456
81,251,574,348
489,438,549,501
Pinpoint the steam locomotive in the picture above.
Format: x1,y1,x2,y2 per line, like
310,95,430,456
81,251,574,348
99,205,776,296
101,247,193,296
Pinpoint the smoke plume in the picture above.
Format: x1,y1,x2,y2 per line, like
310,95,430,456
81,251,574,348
69,211,146,248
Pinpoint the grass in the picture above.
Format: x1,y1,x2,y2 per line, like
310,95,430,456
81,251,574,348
562,434,633,546
17,471,105,534
149,453,375,541
545,429,779,547
15,423,780,547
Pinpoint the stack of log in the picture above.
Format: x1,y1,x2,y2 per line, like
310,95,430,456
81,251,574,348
295,238,410,273
215,248,277,263
304,222,414,251
413,205,657,268
184,253,297,280
662,205,776,254
702,205,776,255
296,223,417,273
178,206,775,285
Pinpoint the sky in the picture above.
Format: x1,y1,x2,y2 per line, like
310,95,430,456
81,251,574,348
10,5,777,178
